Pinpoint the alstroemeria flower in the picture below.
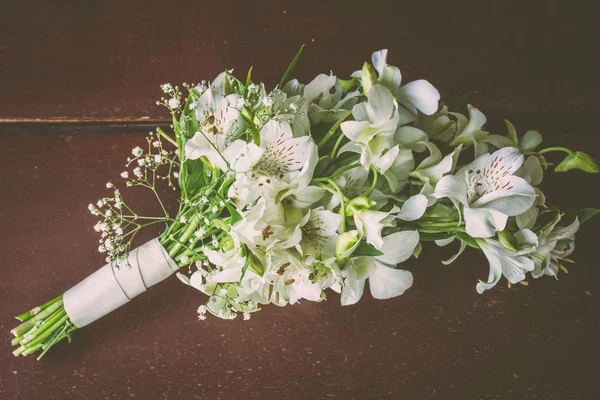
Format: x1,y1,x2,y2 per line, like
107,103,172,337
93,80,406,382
341,230,419,305
410,142,462,204
522,215,579,279
434,147,536,238
296,208,341,260
352,206,398,250
185,88,245,171
475,238,535,293
230,198,304,253
359,49,440,116
228,121,321,208
340,85,411,174
302,73,359,124
267,250,323,306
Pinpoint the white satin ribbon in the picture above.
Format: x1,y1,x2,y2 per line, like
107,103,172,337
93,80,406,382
63,238,178,328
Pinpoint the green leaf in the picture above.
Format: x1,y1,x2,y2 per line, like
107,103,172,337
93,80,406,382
224,202,242,224
361,62,378,96
354,241,384,257
245,66,253,88
520,130,542,152
504,120,519,144
567,208,600,224
181,158,205,195
179,93,200,140
555,151,599,173
279,44,305,88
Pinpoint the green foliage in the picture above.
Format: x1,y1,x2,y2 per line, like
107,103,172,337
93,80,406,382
555,151,599,173
354,241,384,257
279,44,305,88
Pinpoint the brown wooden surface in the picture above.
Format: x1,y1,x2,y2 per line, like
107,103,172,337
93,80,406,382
1,1,600,399
1,1,599,122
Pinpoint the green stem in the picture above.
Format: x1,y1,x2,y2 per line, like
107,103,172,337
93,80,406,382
166,214,201,259
326,178,347,232
330,131,347,160
317,110,353,149
537,147,574,156
21,313,69,349
15,295,61,322
11,298,63,337
157,127,177,147
366,166,378,196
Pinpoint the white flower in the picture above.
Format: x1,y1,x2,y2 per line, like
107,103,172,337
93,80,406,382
120,171,129,179
154,154,162,163
365,49,440,115
434,147,536,238
228,121,322,209
161,83,172,93
132,146,143,157
352,207,398,250
523,215,579,279
179,216,187,224
340,231,419,305
297,208,341,260
267,250,323,306
301,74,359,124
340,85,409,174
133,167,142,178
168,98,180,109
184,88,245,171
475,238,535,293
243,312,251,320
180,255,189,264
195,228,206,238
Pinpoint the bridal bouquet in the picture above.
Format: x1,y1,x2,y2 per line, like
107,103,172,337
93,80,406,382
11,48,598,359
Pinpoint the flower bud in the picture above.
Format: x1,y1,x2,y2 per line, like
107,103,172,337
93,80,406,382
361,62,378,97
335,230,360,265
345,196,376,217
497,230,518,253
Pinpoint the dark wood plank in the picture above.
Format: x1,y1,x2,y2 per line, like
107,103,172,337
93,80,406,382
0,120,599,399
1,0,599,122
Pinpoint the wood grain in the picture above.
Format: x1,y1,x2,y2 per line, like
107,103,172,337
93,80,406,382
1,0,599,123
0,121,599,399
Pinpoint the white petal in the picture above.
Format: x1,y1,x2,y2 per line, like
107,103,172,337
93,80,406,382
464,207,508,238
291,186,326,208
397,194,428,221
394,126,428,152
433,175,469,206
369,263,413,299
367,85,396,122
340,278,365,306
371,49,388,77
441,240,467,265
259,120,293,149
397,79,440,115
340,120,373,143
376,230,420,266
310,209,342,237
211,267,243,283
473,176,536,216
227,142,265,173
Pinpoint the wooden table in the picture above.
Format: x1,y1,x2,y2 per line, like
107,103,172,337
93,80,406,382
1,2,599,399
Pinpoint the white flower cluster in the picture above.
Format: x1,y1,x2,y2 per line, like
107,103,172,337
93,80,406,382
101,49,596,320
